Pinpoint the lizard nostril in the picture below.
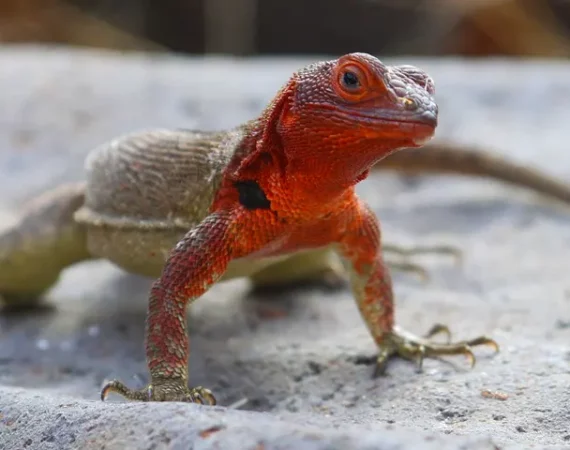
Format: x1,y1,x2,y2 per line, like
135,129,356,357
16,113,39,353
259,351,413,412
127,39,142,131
402,97,417,110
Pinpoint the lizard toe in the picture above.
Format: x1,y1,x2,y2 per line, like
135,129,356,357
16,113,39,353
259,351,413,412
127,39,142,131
101,377,217,404
373,324,499,377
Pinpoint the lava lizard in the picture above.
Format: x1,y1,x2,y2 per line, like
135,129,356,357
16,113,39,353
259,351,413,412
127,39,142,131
1,53,569,405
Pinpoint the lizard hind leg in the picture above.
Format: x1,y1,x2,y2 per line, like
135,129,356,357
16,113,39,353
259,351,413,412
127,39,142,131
0,183,91,308
248,242,463,293
383,242,462,262
383,242,463,282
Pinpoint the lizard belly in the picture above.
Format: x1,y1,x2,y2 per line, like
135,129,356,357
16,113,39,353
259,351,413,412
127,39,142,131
85,225,184,278
223,252,303,280
83,222,321,282
85,221,334,283
82,206,339,284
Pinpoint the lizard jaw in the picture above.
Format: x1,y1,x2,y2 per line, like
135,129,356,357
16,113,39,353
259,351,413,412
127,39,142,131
412,134,434,146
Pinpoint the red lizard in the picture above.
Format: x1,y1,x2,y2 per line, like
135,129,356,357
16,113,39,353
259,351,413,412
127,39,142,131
101,52,498,404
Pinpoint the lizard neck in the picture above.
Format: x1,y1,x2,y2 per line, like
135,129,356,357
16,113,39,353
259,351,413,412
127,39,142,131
227,106,403,209
233,126,366,207
215,122,360,216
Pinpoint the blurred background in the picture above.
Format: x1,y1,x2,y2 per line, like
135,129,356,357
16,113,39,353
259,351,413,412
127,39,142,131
1,0,570,58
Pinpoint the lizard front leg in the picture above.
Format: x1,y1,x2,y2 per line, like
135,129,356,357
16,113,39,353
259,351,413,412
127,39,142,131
101,210,246,404
338,201,498,374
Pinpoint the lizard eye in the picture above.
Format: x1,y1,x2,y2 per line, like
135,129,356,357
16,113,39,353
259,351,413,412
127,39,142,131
335,63,368,99
341,70,360,90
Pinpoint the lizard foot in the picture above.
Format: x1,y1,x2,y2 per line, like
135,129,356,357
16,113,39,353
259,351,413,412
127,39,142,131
373,324,499,377
100,377,217,404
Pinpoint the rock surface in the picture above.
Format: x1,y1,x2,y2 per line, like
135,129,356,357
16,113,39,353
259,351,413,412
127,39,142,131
0,45,569,450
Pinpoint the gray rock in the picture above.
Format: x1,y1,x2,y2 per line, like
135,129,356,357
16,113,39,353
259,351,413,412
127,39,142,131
0,45,569,450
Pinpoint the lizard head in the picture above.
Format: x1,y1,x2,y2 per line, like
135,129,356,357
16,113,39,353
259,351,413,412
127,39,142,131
271,53,438,185
289,52,437,146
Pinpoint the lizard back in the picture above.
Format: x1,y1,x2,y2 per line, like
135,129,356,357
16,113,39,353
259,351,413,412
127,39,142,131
76,128,246,229
74,128,245,275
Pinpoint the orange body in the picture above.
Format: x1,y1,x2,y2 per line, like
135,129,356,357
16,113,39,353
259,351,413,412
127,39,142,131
144,53,438,383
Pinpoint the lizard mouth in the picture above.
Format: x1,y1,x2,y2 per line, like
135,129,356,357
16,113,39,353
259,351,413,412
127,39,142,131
301,104,437,149
389,119,436,146
319,108,437,145
355,115,437,147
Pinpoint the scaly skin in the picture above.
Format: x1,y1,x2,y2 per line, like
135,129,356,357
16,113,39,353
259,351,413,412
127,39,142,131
96,53,497,403
3,53,570,403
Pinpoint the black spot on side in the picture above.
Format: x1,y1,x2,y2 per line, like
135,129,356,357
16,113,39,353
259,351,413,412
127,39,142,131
235,180,271,210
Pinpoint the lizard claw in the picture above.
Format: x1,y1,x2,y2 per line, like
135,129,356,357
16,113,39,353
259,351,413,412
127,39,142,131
423,323,452,343
101,377,217,405
373,324,499,377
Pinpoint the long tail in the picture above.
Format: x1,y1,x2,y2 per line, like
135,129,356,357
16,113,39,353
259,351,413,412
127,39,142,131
0,182,90,306
376,142,570,205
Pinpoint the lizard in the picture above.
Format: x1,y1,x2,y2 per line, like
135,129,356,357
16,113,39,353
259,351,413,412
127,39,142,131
1,52,569,405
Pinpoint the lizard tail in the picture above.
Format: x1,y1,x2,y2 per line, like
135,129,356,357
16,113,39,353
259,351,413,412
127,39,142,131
376,142,570,205
0,182,91,307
